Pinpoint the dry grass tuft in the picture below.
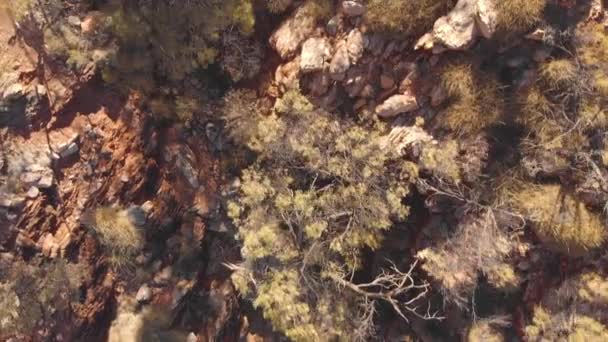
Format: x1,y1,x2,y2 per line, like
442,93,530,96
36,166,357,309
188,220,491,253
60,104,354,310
82,206,144,269
365,0,454,36
435,61,503,136
495,0,547,33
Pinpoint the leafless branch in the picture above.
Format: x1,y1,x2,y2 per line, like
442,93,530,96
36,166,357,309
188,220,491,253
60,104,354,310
328,260,444,322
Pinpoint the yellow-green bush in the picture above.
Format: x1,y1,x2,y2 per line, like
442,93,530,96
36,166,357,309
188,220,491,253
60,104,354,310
419,139,462,184
508,184,605,256
485,263,520,292
435,61,503,136
366,0,454,36
228,90,419,340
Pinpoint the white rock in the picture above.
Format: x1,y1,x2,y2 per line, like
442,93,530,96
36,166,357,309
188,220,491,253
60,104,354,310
342,1,366,17
26,186,40,199
433,0,478,50
415,0,479,52
300,37,332,73
269,5,317,59
476,0,498,39
135,284,152,303
375,93,419,118
37,172,54,189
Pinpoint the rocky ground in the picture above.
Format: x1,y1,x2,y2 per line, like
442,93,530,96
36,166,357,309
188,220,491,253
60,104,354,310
1,0,608,341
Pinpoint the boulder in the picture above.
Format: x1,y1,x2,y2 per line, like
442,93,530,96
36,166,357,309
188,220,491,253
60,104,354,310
432,0,478,50
375,92,419,118
476,0,498,39
269,5,317,59
300,37,332,73
346,29,366,64
342,1,366,17
136,284,152,303
329,42,350,80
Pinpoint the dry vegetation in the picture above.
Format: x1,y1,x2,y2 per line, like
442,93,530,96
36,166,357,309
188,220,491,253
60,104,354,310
365,0,454,36
82,206,144,270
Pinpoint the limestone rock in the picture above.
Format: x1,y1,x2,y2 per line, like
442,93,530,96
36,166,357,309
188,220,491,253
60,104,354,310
375,92,419,118
342,1,366,17
300,37,332,73
269,5,317,59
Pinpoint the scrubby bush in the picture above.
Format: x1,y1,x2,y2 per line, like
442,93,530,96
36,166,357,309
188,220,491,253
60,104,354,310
526,272,608,341
82,206,144,270
220,32,263,82
100,0,255,122
495,0,547,33
366,0,454,36
435,61,503,136
417,210,518,307
468,318,508,342
3,0,34,21
577,24,608,129
228,90,433,340
267,0,292,13
508,184,605,256
0,259,82,337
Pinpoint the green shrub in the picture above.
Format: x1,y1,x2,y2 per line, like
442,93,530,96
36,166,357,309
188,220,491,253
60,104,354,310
366,0,454,36
508,184,605,256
